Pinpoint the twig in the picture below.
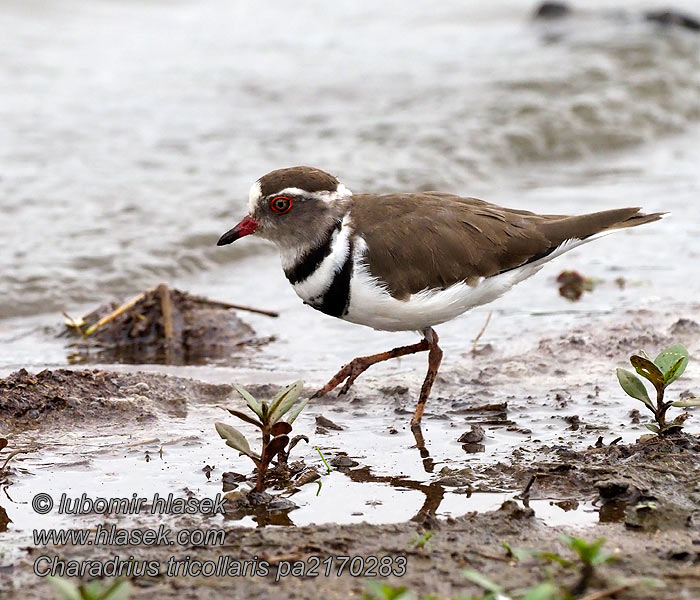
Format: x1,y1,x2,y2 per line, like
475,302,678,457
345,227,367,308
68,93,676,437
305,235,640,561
471,311,493,354
519,474,537,500
62,311,88,340
191,295,279,318
84,289,150,335
157,284,175,341
157,283,177,361
580,582,635,600
1,449,30,472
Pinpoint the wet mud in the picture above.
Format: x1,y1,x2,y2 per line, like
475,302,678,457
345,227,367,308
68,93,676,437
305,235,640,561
1,306,699,598
0,368,232,427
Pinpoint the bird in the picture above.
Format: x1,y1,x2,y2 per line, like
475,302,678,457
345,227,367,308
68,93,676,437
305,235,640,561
217,166,663,430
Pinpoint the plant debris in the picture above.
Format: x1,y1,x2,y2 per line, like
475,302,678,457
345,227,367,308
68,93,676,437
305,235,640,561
62,284,273,365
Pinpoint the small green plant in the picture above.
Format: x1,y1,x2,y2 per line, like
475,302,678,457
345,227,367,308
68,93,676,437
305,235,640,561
473,536,614,599
409,530,435,551
364,581,413,600
215,381,308,493
49,577,131,600
464,570,557,600
558,535,612,596
315,446,332,474
617,343,698,434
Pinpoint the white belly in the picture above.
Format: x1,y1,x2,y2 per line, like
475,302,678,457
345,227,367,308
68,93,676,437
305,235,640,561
343,258,543,332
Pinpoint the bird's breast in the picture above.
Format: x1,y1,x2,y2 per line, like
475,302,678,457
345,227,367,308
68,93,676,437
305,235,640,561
283,215,354,318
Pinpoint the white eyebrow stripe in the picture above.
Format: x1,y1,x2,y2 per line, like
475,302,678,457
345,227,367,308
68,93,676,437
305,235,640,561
272,185,353,203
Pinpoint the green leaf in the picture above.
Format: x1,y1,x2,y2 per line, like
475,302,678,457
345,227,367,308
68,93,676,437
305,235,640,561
463,569,503,594
560,535,608,565
47,578,82,600
286,398,309,424
654,344,688,385
630,355,665,392
363,580,411,600
502,541,535,562
671,397,700,407
537,551,574,568
663,355,688,386
268,380,304,424
522,582,559,600
215,422,259,458
100,581,133,600
82,581,103,600
234,384,263,418
616,369,654,411
645,423,660,433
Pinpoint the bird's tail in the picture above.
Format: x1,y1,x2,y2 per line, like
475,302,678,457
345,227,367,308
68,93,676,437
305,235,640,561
538,207,665,245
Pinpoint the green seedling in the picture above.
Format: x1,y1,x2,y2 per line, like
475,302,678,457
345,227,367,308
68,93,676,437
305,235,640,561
312,447,333,496
49,577,131,600
464,570,557,600
215,381,309,493
494,536,615,599
315,446,332,474
463,570,505,599
559,535,612,596
617,343,698,434
364,581,413,600
410,530,434,551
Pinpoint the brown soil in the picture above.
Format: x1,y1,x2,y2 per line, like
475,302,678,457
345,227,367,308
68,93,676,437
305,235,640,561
2,498,699,599
0,368,232,428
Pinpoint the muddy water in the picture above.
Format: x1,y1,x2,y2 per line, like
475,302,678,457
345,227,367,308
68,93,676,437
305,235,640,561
2,0,700,573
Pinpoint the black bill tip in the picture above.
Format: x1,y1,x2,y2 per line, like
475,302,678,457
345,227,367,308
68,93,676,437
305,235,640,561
217,229,238,246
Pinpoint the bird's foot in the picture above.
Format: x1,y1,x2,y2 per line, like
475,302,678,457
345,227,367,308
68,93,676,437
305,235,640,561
311,357,373,399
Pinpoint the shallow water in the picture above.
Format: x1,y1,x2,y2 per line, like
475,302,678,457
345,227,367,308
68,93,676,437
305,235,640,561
2,0,700,323
2,0,700,555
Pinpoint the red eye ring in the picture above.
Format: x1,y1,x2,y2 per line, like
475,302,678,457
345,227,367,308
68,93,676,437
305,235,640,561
270,196,293,214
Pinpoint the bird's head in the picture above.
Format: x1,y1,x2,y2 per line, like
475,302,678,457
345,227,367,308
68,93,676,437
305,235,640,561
217,166,352,251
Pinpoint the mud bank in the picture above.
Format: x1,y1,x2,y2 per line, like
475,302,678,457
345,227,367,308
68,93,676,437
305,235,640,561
2,499,699,599
1,306,699,598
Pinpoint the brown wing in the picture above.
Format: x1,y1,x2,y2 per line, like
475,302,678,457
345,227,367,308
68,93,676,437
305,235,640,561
350,192,661,300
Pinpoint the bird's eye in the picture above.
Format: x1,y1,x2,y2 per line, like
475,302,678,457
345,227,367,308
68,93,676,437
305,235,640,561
270,196,293,214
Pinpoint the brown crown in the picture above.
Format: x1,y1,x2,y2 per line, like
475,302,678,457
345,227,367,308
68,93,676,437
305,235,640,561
258,166,339,197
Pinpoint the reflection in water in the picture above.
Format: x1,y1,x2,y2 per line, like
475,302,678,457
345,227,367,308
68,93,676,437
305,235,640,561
597,499,628,523
344,465,447,524
410,424,435,474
